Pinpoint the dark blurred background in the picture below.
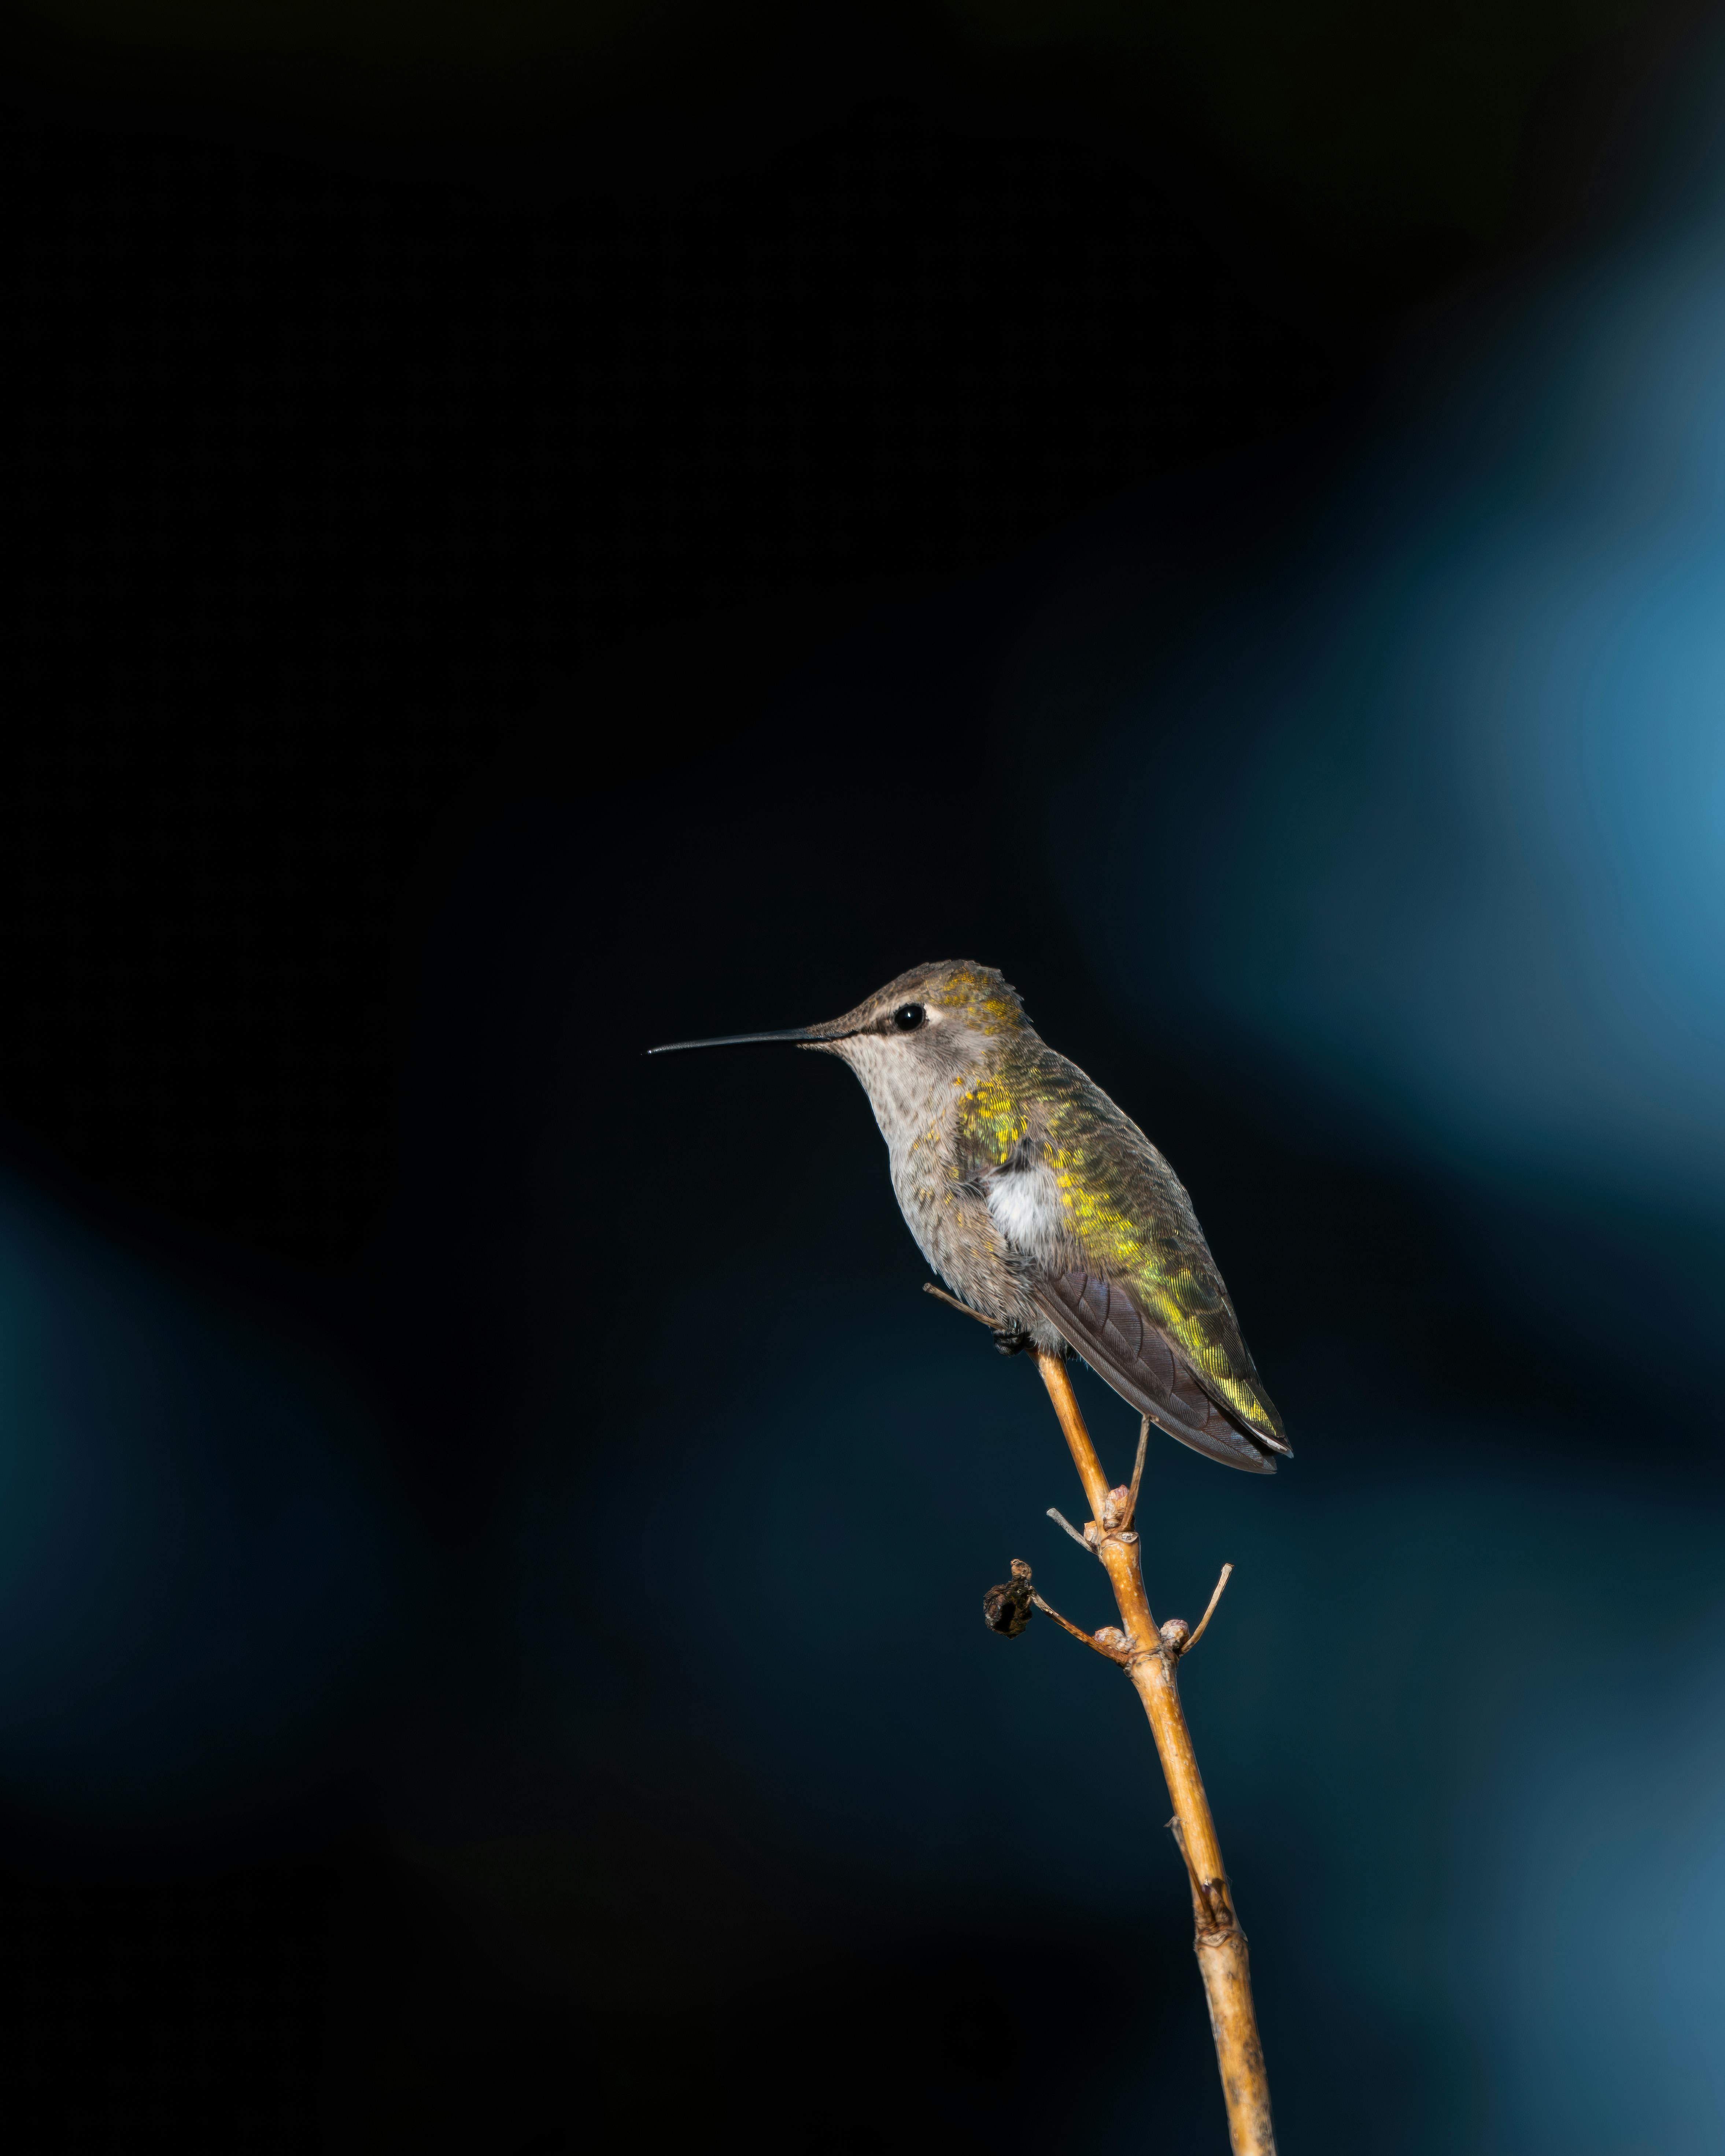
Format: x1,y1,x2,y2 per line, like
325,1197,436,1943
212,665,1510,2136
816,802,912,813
6,2,1725,2149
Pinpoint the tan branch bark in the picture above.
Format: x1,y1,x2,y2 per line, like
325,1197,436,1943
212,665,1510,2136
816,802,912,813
1034,1349,1276,2156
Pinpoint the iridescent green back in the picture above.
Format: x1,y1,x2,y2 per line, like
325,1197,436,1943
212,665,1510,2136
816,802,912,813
957,1038,1284,1445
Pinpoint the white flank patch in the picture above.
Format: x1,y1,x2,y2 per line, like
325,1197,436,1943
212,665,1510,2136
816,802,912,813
986,1163,1065,1251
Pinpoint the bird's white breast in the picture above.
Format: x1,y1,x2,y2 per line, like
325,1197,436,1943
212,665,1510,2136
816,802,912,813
985,1161,1067,1257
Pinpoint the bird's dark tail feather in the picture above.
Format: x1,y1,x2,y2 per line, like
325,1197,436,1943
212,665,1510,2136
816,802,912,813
1031,1273,1282,1475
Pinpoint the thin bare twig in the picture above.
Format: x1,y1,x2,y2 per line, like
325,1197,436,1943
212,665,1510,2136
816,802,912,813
921,1281,996,1326
1122,1413,1150,1529
1179,1562,1234,1659
1028,1590,1129,1663
1045,1507,1093,1553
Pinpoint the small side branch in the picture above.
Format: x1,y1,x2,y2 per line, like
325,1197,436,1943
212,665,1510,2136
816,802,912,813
1122,1413,1150,1530
1046,1507,1093,1553
1031,1590,1130,1664
1181,1562,1234,1658
922,1282,996,1326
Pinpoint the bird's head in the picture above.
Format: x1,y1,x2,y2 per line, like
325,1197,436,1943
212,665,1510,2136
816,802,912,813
649,960,1030,1099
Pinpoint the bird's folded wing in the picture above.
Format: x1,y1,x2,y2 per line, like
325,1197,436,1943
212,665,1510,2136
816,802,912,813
1030,1269,1280,1475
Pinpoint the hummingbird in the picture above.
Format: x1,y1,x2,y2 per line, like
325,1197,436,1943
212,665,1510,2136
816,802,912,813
650,961,1289,1474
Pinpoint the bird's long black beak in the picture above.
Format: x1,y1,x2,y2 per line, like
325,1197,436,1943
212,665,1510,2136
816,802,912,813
647,1027,839,1055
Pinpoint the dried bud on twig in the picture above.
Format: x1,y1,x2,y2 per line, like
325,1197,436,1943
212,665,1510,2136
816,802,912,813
1093,1625,1130,1654
1160,1618,1192,1655
983,1558,1036,1638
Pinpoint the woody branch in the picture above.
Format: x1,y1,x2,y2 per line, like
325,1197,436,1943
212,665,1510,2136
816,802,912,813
987,1349,1275,2156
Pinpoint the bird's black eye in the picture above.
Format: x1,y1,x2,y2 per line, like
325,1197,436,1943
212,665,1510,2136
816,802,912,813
892,1003,926,1033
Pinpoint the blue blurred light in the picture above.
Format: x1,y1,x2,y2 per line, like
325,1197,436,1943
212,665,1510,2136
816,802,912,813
0,1179,403,1828
1053,41,1725,1222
